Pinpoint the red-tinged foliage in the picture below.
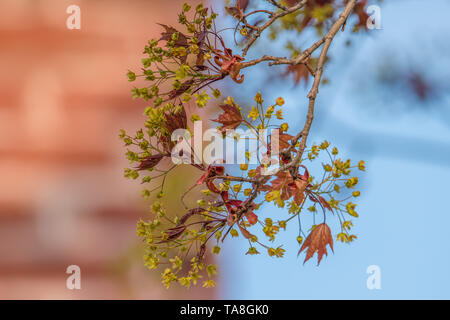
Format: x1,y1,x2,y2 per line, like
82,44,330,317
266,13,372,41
196,243,207,262
196,165,226,194
277,129,295,151
157,24,190,64
265,171,295,200
196,165,225,185
292,178,308,205
354,0,370,29
213,40,245,83
318,195,333,212
225,0,250,20
126,0,367,288
223,197,258,228
224,199,242,212
238,224,254,239
298,165,310,181
287,0,335,30
284,0,299,6
156,225,187,244
246,212,258,225
263,170,308,203
137,154,165,170
205,181,220,194
161,106,188,152
267,128,294,156
165,106,187,134
284,63,310,86
299,223,334,265
177,208,206,226
158,23,189,47
238,0,250,11
212,103,243,134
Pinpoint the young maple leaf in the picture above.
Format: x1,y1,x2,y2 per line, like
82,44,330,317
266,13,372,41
228,60,245,84
157,24,190,63
263,165,311,204
211,103,243,134
164,106,187,135
284,63,310,86
221,198,258,242
265,171,294,200
299,223,334,265
157,23,189,47
354,0,370,29
215,53,245,83
239,0,250,11
137,154,165,170
196,165,225,193
156,225,187,244
177,208,206,226
246,212,258,225
161,106,187,152
292,178,309,205
213,37,246,83
225,0,250,20
317,195,333,212
238,224,254,239
223,199,258,226
275,129,294,151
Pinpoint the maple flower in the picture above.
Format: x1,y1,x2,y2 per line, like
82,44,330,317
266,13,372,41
248,105,260,121
276,97,285,106
211,102,243,134
194,91,211,108
276,109,284,120
254,92,264,104
202,280,216,288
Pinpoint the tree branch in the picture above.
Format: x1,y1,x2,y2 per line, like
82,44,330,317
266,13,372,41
225,0,358,220
292,0,357,168
242,0,308,56
265,0,288,11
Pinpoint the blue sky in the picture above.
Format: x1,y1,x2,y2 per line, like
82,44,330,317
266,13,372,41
218,0,450,299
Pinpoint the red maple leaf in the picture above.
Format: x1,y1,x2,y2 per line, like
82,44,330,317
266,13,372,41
266,171,294,200
157,24,189,47
225,0,250,20
299,223,334,265
213,38,245,83
292,178,309,205
156,225,187,244
275,129,294,151
161,106,187,153
284,63,310,86
317,195,333,212
211,103,243,134
137,154,165,171
262,165,311,205
238,224,254,239
196,165,225,193
354,0,370,29
246,212,258,225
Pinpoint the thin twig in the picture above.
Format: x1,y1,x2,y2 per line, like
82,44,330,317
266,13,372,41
242,0,308,56
265,0,288,11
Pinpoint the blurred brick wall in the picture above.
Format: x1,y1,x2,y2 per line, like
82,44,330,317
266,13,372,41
0,0,215,299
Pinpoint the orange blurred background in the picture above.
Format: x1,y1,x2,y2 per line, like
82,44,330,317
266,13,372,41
0,0,215,299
